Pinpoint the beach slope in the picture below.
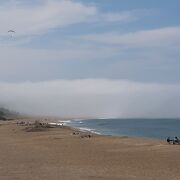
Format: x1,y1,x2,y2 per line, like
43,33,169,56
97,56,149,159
0,120,180,180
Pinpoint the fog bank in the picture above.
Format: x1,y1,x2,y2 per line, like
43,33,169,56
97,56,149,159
0,79,180,118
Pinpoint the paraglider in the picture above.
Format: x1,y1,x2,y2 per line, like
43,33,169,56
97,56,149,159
8,30,15,38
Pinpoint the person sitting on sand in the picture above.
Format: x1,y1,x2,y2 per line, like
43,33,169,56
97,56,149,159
174,137,180,144
167,137,171,144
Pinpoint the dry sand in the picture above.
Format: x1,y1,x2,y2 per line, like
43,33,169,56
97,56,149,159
0,119,180,180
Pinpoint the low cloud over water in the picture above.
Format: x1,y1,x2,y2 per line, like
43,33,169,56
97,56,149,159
0,79,180,118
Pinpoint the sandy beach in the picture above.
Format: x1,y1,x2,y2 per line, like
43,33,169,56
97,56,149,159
0,119,180,180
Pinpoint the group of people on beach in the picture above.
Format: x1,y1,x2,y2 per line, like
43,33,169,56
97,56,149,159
167,136,180,145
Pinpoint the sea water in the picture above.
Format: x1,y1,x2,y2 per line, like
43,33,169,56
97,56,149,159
65,118,180,140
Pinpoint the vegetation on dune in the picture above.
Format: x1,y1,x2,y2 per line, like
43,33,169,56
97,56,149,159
0,107,19,120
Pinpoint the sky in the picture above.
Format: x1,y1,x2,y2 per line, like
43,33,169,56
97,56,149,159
0,0,180,118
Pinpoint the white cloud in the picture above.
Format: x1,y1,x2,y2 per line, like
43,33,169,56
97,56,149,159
0,79,180,118
0,0,144,37
0,46,122,81
100,8,151,23
0,35,179,82
81,27,180,48
0,45,118,63
0,0,97,36
101,11,137,22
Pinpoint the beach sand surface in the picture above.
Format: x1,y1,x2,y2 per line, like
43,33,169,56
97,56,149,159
0,119,180,180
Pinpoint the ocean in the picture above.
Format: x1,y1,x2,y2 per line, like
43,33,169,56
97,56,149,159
65,118,180,140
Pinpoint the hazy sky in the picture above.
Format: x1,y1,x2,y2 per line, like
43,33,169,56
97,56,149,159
0,0,180,118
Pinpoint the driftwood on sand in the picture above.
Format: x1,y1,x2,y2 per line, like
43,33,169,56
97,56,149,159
16,120,64,132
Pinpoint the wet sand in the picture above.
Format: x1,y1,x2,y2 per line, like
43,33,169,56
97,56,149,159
0,119,180,180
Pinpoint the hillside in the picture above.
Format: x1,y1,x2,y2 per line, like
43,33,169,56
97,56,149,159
0,108,19,120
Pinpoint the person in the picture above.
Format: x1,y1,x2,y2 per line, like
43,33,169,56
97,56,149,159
167,137,171,144
174,137,180,144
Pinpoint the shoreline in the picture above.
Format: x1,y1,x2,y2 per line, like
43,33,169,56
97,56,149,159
63,120,165,141
68,125,164,142
0,118,180,180
0,117,174,141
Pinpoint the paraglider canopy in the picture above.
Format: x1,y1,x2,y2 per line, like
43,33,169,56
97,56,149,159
8,30,15,37
8,30,15,33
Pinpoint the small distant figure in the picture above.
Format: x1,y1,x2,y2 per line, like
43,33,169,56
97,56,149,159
8,30,15,33
167,137,171,144
167,136,180,145
173,136,180,144
8,30,15,38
